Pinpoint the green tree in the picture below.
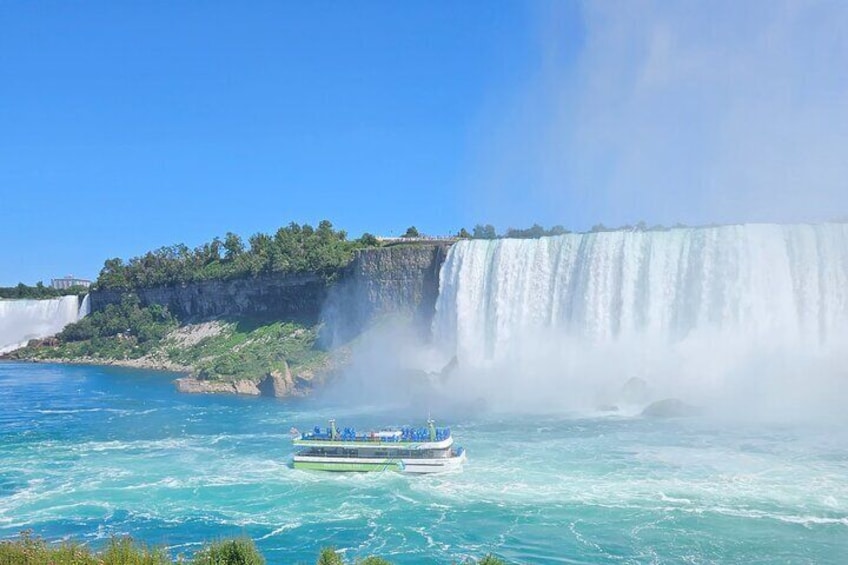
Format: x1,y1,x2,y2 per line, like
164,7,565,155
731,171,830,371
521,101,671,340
358,233,379,246
505,224,546,239
223,232,245,260
402,226,420,238
94,220,362,289
472,224,497,239
456,228,471,239
98,258,130,289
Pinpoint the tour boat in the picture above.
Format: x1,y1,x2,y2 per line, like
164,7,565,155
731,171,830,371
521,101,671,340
291,419,466,473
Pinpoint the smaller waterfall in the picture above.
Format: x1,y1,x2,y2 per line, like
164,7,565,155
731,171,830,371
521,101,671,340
0,295,90,354
78,294,91,318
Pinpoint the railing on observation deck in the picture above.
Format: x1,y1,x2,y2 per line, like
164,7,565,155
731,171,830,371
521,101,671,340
300,426,451,443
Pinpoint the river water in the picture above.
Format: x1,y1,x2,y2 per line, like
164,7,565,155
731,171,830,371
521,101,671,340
1,361,846,564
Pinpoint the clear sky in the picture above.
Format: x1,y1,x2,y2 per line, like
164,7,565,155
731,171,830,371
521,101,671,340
2,1,847,286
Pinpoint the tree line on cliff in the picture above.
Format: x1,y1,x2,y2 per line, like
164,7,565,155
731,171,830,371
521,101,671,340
96,220,370,290
0,282,88,299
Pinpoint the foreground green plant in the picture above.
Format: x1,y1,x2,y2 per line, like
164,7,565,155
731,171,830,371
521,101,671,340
192,538,264,565
316,547,344,565
99,537,171,565
0,533,506,565
0,532,170,565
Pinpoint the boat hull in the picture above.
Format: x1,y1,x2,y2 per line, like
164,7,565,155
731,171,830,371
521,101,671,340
293,451,466,474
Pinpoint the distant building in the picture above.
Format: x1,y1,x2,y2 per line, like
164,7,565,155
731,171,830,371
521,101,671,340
51,276,92,290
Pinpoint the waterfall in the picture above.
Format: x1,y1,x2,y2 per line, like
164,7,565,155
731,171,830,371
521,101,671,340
0,295,90,354
78,294,91,319
431,224,848,413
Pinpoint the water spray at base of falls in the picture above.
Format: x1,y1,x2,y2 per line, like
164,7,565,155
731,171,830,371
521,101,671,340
430,224,848,419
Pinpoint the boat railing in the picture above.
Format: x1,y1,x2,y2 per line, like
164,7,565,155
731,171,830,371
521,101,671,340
300,426,451,442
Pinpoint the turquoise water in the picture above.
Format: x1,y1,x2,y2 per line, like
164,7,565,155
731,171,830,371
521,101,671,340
1,362,846,564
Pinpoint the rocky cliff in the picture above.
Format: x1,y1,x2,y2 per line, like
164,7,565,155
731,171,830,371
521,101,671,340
321,243,451,345
90,273,327,322
89,243,452,340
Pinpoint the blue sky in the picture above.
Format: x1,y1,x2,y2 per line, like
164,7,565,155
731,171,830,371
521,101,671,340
2,1,847,285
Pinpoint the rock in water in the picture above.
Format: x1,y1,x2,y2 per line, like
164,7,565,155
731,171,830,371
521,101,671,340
641,398,700,418
258,363,295,397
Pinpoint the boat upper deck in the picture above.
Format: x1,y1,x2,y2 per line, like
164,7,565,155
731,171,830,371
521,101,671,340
293,423,453,450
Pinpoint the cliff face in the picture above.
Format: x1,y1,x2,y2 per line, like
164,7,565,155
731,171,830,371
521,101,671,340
90,273,327,322
89,243,452,339
321,243,451,345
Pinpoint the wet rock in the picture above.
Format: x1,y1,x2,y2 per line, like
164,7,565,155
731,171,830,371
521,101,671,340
174,376,260,396
641,398,700,418
258,362,294,397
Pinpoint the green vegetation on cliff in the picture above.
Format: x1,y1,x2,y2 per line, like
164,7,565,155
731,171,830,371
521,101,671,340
164,318,326,382
0,534,507,564
96,220,377,290
0,282,88,299
5,294,178,361
57,294,178,353
9,294,330,388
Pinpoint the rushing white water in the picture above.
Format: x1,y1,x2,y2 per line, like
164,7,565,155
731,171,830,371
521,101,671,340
77,293,90,319
432,223,848,414
0,295,89,354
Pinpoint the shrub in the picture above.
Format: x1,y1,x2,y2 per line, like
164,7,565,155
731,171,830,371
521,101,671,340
192,538,264,565
358,233,380,246
357,557,393,564
0,532,169,565
100,537,171,565
477,555,507,565
316,547,344,565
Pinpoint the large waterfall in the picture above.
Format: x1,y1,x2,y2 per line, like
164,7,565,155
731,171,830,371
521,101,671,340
0,295,89,354
432,224,848,414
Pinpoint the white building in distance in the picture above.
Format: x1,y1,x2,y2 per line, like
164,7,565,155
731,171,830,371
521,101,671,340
51,276,92,290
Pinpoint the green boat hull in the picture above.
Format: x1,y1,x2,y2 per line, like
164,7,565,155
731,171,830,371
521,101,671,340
293,460,404,472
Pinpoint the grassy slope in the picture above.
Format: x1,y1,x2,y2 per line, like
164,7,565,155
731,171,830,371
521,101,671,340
10,317,336,386
164,318,330,381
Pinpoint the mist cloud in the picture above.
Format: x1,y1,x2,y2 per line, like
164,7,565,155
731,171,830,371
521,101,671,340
469,0,848,229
